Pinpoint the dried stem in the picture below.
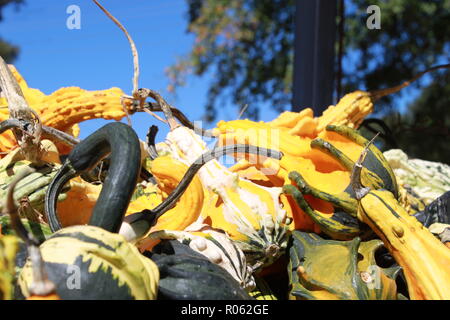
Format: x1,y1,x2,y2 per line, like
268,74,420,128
141,101,216,137
350,132,379,200
92,0,139,93
143,108,167,124
370,63,450,100
136,89,179,130
120,96,133,127
237,104,249,120
146,125,159,160
0,56,42,162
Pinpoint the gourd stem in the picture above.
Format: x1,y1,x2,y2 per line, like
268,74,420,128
146,125,159,160
0,56,43,161
142,102,216,137
0,119,22,133
0,119,79,147
92,0,139,94
350,150,370,201
370,63,450,101
144,89,179,130
41,125,80,146
46,122,141,233
45,161,78,232
350,133,379,200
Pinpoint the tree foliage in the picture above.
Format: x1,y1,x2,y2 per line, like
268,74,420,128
343,0,450,113
168,0,450,162
167,0,295,121
377,69,450,163
0,0,24,63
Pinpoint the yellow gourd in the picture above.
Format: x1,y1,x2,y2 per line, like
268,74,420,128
0,65,129,155
158,126,291,269
127,155,204,233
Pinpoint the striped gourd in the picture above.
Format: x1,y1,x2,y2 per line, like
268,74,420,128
146,239,251,300
350,142,450,299
0,143,64,216
18,225,159,300
148,222,255,291
383,149,450,205
249,276,277,300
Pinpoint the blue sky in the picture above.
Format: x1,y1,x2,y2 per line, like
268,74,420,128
1,0,281,142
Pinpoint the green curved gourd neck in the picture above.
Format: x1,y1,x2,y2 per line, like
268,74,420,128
65,122,141,233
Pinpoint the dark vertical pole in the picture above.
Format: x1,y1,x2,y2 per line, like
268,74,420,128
292,0,338,114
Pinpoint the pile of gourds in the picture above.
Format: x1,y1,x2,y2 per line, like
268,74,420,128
0,60,449,301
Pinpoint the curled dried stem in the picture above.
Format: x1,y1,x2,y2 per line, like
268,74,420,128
92,0,139,94
135,89,179,130
370,63,450,100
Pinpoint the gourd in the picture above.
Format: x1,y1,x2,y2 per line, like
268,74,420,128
147,223,255,291
428,223,450,249
16,123,159,299
158,125,290,269
45,122,141,233
145,239,252,300
0,215,51,276
214,120,395,234
125,155,204,234
383,149,450,205
0,151,61,216
0,65,129,155
288,231,400,300
218,89,374,142
282,125,398,240
280,125,450,299
249,276,277,300
0,134,102,230
268,64,449,137
351,141,450,300
413,191,450,227
0,215,51,243
121,142,285,268
18,225,159,300
0,140,79,224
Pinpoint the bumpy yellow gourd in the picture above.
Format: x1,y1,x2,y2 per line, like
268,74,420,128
315,91,373,133
265,90,373,137
0,65,129,155
215,119,364,179
215,120,370,234
127,155,205,233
